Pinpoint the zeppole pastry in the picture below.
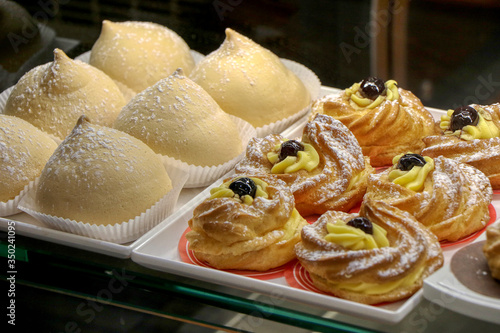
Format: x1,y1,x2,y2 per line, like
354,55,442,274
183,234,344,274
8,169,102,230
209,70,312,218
114,69,243,167
0,115,57,204
483,222,500,280
422,104,500,189
235,113,374,216
364,153,492,242
3,48,126,140
311,77,439,167
190,28,310,128
90,20,195,97
33,116,172,226
186,175,307,271
295,199,444,304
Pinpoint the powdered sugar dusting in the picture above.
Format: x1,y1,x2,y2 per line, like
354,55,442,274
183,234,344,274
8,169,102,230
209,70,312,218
235,114,371,213
0,115,57,200
3,49,125,140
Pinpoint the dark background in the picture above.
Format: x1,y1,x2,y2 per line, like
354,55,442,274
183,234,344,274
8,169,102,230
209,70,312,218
3,0,500,109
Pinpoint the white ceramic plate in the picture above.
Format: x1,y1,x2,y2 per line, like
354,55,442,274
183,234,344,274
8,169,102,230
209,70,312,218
423,217,500,325
0,172,193,259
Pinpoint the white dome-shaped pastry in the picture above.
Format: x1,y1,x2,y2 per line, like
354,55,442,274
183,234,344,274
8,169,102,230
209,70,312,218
35,116,172,225
114,69,243,167
0,115,58,202
4,48,126,140
190,28,310,128
89,20,196,95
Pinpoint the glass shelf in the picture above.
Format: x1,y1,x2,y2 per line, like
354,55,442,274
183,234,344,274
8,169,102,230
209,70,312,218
2,232,500,332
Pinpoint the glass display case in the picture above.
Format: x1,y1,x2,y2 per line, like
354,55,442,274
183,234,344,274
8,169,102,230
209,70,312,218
1,1,500,332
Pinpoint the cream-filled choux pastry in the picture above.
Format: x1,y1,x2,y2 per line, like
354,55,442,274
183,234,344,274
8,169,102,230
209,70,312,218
422,104,500,189
33,116,172,226
0,115,58,205
311,77,439,167
3,48,126,140
483,222,500,280
364,153,492,242
190,28,310,128
114,69,243,167
90,20,195,97
295,199,444,304
186,175,307,271
235,113,374,216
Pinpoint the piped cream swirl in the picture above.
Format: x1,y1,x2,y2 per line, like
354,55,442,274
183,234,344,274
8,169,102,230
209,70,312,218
440,108,500,140
346,79,399,109
267,141,320,174
324,219,389,250
388,154,434,192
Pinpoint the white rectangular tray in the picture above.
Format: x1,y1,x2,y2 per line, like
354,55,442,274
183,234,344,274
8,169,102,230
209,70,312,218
131,179,425,324
0,187,204,258
131,92,500,323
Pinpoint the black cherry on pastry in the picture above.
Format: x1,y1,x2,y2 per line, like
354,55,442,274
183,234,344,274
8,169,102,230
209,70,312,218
346,217,373,235
450,106,479,131
278,140,304,161
397,153,426,171
229,177,257,198
359,77,386,100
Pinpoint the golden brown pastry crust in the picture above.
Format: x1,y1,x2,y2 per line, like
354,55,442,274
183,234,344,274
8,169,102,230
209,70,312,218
35,116,172,225
364,156,492,242
114,69,243,167
311,88,439,167
295,200,444,304
90,20,195,95
0,115,57,202
186,175,307,271
4,49,126,140
483,222,500,280
422,103,500,189
190,28,310,128
234,114,374,216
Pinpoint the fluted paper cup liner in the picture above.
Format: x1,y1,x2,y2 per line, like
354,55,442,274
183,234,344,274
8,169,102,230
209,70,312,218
162,115,257,188
255,59,322,137
0,86,14,113
0,180,36,217
17,166,188,244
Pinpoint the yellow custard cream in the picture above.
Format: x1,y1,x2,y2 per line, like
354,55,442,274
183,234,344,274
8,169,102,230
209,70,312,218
324,220,389,250
346,79,399,108
440,108,500,140
330,265,425,295
209,177,268,204
323,218,424,295
388,154,434,192
267,141,320,174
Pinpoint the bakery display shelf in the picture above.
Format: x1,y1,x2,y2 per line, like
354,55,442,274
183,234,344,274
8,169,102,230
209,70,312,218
131,95,500,324
2,81,499,325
